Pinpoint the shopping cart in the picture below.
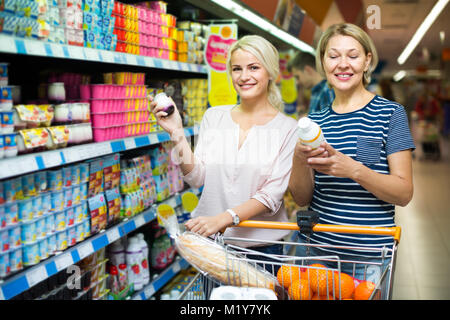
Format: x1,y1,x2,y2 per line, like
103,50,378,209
177,212,401,300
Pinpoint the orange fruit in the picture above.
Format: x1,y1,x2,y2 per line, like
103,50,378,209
277,265,301,289
332,272,355,300
288,279,312,300
354,281,376,300
311,293,335,300
308,263,333,295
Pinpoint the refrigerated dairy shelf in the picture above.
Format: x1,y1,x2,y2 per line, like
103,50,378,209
0,126,199,179
0,187,202,300
0,35,207,74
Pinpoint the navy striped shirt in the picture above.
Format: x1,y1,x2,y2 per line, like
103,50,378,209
299,95,415,257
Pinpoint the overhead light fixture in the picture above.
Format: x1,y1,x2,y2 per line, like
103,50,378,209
209,0,315,54
397,0,449,65
393,70,407,82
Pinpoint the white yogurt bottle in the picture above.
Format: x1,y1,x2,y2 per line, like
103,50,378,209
297,117,326,149
126,237,143,291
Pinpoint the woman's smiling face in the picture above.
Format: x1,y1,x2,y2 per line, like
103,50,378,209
230,49,270,101
323,34,372,93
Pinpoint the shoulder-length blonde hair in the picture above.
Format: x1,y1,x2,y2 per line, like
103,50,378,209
226,35,284,109
316,23,378,87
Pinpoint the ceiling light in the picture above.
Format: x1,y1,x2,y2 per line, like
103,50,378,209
393,70,407,82
209,0,315,54
397,0,449,65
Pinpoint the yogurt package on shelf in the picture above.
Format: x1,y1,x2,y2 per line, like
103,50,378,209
105,187,121,226
87,158,104,198
87,192,107,234
102,153,120,191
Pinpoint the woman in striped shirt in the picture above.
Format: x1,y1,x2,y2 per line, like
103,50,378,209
288,23,415,282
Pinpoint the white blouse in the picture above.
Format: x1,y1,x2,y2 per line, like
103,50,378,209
183,105,298,247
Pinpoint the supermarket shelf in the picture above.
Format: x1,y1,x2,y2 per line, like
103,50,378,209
0,34,207,74
0,187,203,300
132,257,190,300
0,126,199,180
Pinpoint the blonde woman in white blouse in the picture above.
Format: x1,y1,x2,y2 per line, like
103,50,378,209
150,35,298,255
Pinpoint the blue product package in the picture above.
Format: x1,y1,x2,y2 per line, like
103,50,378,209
83,216,90,237
35,215,46,239
6,223,21,253
21,173,36,197
1,0,17,13
74,203,83,223
0,227,8,252
45,211,55,235
23,241,40,266
21,218,37,244
41,192,52,215
0,204,5,228
71,164,81,186
84,29,96,48
34,170,47,193
38,236,49,260
65,206,74,226
17,197,33,221
63,186,73,208
80,182,88,201
47,169,63,191
79,162,89,183
51,190,64,212
4,201,18,225
8,246,22,272
0,250,9,277
47,232,56,255
72,184,80,205
54,210,65,231
67,224,76,246
55,229,67,251
74,221,84,242
0,12,19,35
32,194,43,217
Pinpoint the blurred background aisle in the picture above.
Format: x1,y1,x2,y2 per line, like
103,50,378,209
394,136,450,299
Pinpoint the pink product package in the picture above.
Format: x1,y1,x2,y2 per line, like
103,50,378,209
86,84,147,99
91,111,150,127
90,98,148,113
93,126,125,142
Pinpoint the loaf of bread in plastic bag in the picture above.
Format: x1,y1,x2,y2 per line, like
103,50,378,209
176,232,278,291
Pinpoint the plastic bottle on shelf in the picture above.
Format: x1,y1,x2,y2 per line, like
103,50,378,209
109,239,126,267
136,233,150,285
297,117,326,149
126,237,143,291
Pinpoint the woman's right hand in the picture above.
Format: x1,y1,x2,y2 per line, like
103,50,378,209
293,141,329,166
149,95,183,135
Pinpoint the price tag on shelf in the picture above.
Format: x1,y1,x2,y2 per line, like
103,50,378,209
144,284,155,298
50,44,64,58
43,152,63,168
17,156,39,175
26,266,48,288
172,261,181,274
77,242,94,260
126,54,138,65
0,35,16,53
62,148,82,164
24,40,46,56
84,48,100,61
101,50,114,63
0,288,4,300
55,253,74,271
68,46,85,60
106,228,120,244
124,138,136,150
134,215,146,228
149,134,159,145
161,60,170,69
179,63,190,72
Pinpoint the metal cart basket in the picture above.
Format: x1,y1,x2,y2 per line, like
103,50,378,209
178,215,401,300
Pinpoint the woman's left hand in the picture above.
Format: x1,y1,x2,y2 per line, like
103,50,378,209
306,142,360,178
185,213,231,237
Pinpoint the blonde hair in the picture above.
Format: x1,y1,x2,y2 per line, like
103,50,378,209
226,35,283,109
315,23,378,86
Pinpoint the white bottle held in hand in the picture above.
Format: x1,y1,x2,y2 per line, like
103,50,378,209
297,117,326,149
137,233,150,285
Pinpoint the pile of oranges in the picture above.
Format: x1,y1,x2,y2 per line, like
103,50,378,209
276,264,376,300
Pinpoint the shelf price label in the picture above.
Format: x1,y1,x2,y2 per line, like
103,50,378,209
26,266,48,288
77,242,94,260
106,228,120,244
25,40,46,56
68,46,85,60
55,253,74,271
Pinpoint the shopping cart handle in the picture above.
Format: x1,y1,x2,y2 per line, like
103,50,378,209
232,220,402,243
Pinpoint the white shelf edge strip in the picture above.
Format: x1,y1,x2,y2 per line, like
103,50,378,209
0,126,199,180
0,34,207,74
0,187,203,300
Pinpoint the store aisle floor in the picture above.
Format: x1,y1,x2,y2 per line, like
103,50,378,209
393,137,450,300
